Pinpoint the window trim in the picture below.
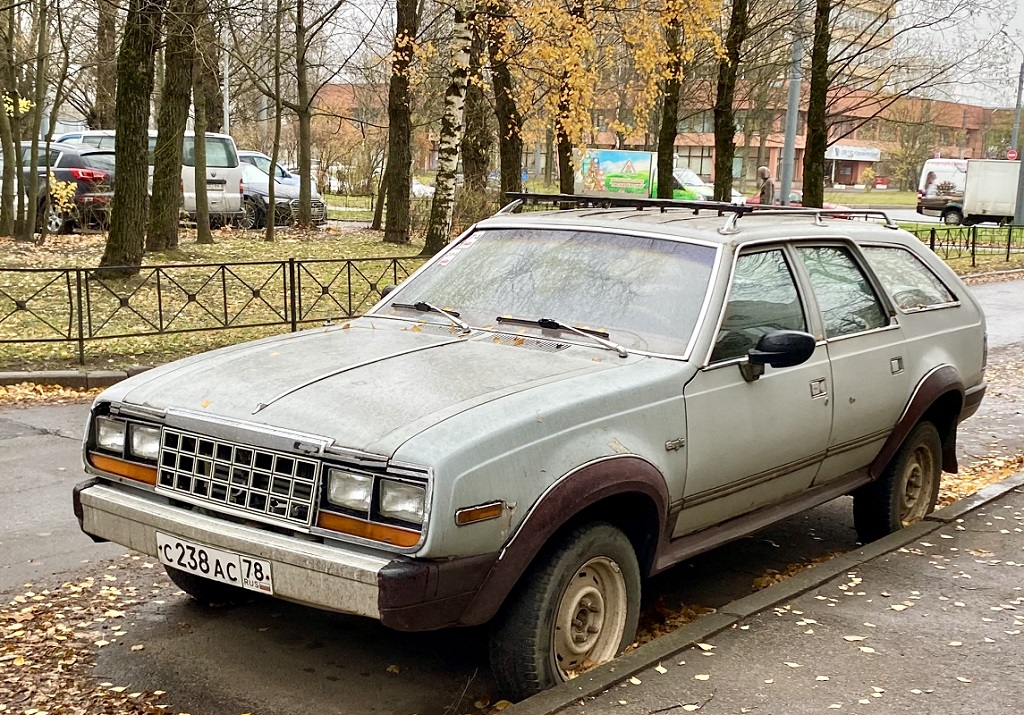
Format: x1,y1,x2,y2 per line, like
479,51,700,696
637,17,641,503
702,244,814,369
859,242,961,314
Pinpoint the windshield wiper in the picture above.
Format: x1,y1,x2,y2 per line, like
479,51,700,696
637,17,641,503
496,315,628,358
393,301,471,333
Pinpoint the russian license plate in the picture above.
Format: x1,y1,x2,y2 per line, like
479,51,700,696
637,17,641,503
156,532,274,595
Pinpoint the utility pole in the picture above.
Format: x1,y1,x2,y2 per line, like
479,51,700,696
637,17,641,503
779,3,805,206
1012,61,1023,152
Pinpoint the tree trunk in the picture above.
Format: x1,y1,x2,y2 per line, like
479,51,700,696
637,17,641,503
801,0,831,208
482,0,521,205
193,5,213,245
147,0,193,253
265,0,283,241
22,0,48,242
422,0,474,256
712,0,747,202
460,25,490,194
556,89,574,194
382,0,418,244
294,0,312,227
656,24,681,199
0,84,14,236
370,166,386,229
94,0,117,129
204,38,223,134
101,0,164,273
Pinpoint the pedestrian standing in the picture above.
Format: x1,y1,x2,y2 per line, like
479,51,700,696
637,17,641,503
757,166,776,206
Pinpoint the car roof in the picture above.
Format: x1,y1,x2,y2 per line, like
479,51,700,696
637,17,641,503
475,202,916,250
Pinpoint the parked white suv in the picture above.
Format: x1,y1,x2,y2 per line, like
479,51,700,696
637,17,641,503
55,130,244,224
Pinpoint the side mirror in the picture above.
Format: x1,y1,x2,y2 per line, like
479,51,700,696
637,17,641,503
739,330,816,382
381,284,398,298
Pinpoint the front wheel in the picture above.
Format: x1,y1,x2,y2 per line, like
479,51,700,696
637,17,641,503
853,421,942,543
489,522,641,701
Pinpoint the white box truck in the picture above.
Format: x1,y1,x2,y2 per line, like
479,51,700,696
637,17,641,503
961,159,1020,225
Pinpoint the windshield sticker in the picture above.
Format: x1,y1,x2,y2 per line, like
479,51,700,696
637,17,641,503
462,236,478,247
438,248,462,266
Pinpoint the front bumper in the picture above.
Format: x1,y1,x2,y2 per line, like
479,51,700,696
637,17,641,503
76,482,388,619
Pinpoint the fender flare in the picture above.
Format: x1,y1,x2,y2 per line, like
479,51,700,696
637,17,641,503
456,454,669,626
870,365,963,479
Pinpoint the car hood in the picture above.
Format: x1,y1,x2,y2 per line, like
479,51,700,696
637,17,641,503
107,318,625,456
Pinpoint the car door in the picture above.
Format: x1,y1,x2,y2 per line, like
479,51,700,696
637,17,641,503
792,243,910,484
677,246,833,537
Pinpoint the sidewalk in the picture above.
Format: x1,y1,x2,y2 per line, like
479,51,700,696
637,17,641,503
530,479,1024,715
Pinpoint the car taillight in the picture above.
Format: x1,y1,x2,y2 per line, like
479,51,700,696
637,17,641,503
69,168,107,181
239,179,243,195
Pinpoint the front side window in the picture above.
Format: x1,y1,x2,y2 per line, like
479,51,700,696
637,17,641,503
861,246,955,311
710,249,806,363
375,228,718,355
796,245,887,338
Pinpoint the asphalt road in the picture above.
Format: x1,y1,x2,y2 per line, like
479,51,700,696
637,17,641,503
1,277,1022,714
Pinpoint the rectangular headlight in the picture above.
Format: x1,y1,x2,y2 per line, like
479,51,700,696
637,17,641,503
95,417,125,453
379,480,425,525
326,469,373,512
128,424,161,461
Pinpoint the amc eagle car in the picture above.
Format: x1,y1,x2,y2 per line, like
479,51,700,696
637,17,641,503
74,195,985,699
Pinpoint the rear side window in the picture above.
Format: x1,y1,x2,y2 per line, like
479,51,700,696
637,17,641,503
796,245,888,339
182,137,238,168
861,246,955,311
710,249,806,363
83,153,116,172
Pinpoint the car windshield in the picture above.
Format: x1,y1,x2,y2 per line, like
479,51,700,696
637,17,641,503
375,228,717,355
673,167,705,187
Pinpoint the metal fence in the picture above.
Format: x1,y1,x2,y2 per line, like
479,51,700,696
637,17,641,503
0,256,425,364
903,225,1024,267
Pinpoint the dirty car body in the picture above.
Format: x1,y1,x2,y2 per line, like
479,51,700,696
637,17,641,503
74,201,986,699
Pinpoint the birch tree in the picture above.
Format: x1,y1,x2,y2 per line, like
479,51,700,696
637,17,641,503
422,0,474,255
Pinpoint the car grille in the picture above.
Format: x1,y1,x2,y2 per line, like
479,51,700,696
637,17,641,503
290,199,326,222
157,428,320,527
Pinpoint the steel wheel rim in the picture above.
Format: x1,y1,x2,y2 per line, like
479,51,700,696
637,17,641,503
552,556,628,680
900,444,935,525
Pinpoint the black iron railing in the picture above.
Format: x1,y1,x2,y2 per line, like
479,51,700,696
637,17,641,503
904,225,1024,267
0,256,424,364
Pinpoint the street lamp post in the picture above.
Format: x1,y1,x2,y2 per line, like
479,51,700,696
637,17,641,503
1013,61,1024,154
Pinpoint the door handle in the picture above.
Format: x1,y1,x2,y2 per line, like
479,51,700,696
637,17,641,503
890,357,904,375
810,377,827,398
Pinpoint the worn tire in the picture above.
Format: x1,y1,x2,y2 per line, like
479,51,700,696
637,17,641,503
164,564,243,604
854,421,942,543
489,522,641,701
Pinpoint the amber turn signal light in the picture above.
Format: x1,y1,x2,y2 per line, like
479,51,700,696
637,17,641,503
455,501,504,526
316,511,421,548
88,453,158,485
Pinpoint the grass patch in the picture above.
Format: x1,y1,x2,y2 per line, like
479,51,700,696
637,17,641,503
0,226,426,371
824,190,917,207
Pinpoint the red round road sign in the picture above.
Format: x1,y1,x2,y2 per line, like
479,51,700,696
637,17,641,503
1008,149,1019,160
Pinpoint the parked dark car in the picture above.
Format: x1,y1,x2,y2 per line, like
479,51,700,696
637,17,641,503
238,150,300,187
0,142,116,233
238,163,326,229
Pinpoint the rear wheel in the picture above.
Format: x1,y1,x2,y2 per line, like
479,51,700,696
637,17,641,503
489,522,641,701
239,198,262,230
941,208,963,226
164,564,243,604
853,421,942,543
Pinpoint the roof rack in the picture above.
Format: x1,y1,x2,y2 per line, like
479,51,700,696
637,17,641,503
497,192,898,233
502,192,753,216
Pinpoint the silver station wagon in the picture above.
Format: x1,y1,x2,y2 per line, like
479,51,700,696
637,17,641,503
74,195,986,699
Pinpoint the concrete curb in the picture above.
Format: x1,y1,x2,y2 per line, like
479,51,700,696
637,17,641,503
0,366,152,390
504,475,1024,715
